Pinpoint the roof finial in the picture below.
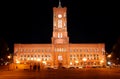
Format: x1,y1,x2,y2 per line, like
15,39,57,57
58,0,62,8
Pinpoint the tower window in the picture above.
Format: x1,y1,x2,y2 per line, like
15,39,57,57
58,20,62,28
58,33,62,38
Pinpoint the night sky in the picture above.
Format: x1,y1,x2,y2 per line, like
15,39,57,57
0,0,119,53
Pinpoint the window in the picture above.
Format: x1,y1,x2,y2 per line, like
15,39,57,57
58,20,62,28
80,54,82,57
64,22,66,26
15,49,18,53
80,49,82,52
70,49,72,52
21,55,23,57
24,55,26,57
38,49,40,52
54,21,56,26
89,48,92,52
58,33,62,38
64,13,66,17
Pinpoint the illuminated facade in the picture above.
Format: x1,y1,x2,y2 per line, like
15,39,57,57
14,1,106,68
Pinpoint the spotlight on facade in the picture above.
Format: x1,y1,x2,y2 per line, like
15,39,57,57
70,62,72,65
27,58,30,60
16,60,20,64
75,60,79,63
107,54,111,58
107,61,111,65
34,58,36,60
31,58,33,60
37,58,41,61
82,57,87,62
100,60,104,64
42,61,46,65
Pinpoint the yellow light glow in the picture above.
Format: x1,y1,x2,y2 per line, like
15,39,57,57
100,60,104,63
34,58,36,60
31,58,33,60
27,58,30,60
70,62,72,65
42,61,46,65
82,57,87,62
16,60,20,64
75,60,79,63
37,58,41,61
107,54,111,58
8,55,11,59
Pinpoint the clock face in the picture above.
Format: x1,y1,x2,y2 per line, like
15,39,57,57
58,14,62,18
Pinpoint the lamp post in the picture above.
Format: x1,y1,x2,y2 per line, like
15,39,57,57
107,54,111,58
7,55,11,70
107,54,112,66
106,54,112,68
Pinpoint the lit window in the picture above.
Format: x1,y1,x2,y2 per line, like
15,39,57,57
32,49,34,52
64,13,66,17
89,48,92,52
38,49,40,52
70,49,72,52
58,20,62,28
42,49,44,52
58,33,62,38
20,49,23,52
15,49,18,53
54,21,56,26
80,49,82,52
64,22,66,26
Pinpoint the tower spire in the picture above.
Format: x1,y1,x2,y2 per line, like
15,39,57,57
58,0,62,8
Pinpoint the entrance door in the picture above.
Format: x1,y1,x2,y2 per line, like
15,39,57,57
58,55,63,68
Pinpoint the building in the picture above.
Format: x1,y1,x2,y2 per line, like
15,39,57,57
14,1,106,69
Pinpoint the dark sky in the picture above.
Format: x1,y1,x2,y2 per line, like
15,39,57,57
0,0,119,53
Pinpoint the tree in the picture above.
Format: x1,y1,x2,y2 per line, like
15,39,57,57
0,37,9,62
112,37,120,64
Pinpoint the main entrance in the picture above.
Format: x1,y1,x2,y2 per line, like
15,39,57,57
58,55,63,68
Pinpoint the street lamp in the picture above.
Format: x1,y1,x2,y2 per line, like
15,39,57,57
7,55,11,70
8,55,11,59
107,54,112,66
107,54,111,58
7,55,11,64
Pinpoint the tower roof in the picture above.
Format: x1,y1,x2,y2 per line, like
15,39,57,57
58,0,62,8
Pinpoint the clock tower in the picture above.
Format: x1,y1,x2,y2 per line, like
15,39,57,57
52,1,69,44
51,0,70,68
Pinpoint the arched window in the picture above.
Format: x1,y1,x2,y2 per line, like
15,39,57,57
58,20,62,28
